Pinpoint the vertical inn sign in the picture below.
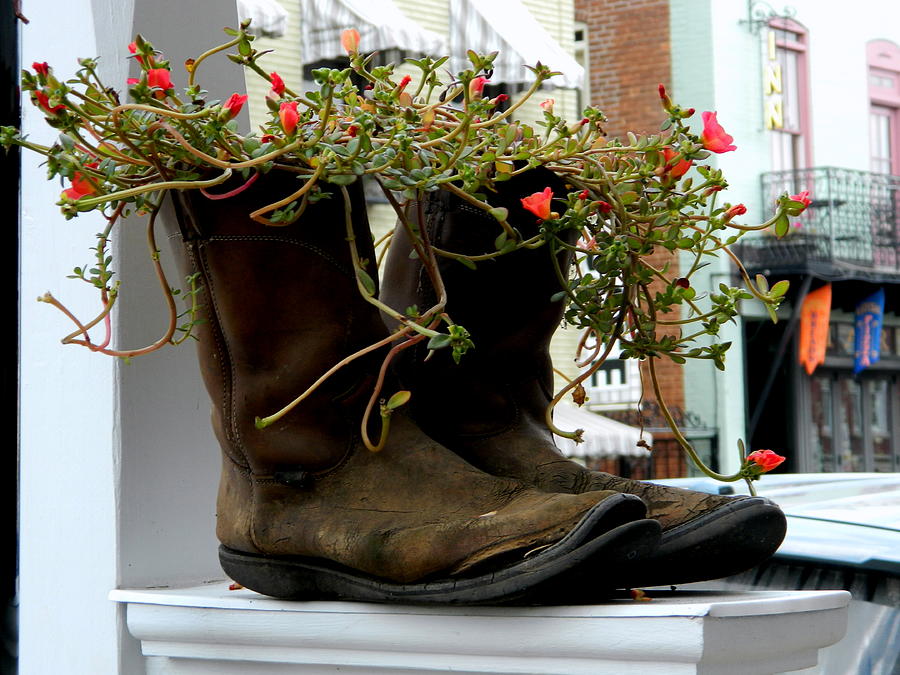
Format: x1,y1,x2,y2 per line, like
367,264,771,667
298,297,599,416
764,30,784,129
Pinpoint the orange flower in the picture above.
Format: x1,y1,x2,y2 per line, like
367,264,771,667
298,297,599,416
520,187,554,220
700,111,736,153
341,28,361,55
279,101,299,135
661,147,692,178
746,449,785,473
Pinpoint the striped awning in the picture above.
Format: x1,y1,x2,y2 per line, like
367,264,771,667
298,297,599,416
237,0,289,38
450,0,585,88
552,404,652,459
300,0,447,64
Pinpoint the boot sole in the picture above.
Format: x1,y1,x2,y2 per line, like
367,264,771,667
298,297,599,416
612,497,788,589
219,493,661,604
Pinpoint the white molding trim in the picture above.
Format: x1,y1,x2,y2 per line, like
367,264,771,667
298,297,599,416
112,583,850,674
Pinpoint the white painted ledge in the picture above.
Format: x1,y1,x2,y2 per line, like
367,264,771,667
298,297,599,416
111,583,849,674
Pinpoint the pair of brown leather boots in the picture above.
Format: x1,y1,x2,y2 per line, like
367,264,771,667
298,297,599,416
172,167,785,604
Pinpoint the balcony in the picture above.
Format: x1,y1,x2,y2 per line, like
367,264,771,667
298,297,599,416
735,167,900,282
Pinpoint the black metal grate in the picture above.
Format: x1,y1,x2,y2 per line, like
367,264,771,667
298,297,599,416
734,167,900,282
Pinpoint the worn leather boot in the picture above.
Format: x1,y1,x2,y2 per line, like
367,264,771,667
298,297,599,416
381,167,787,589
170,169,660,603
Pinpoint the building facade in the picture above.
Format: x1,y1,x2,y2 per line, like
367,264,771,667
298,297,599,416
576,0,900,476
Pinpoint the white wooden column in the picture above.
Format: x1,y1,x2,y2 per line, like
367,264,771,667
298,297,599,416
19,1,238,673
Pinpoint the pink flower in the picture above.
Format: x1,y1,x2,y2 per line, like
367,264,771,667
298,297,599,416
147,68,173,97
789,190,812,213
279,100,299,135
469,76,488,100
32,62,50,78
700,111,736,153
540,98,555,112
661,147,692,178
521,187,554,220
269,72,285,97
127,77,140,85
724,203,747,220
746,449,785,473
34,90,65,116
222,93,248,120
341,28,360,55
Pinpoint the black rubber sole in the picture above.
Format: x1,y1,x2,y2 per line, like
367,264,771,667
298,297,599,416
219,493,661,604
611,497,788,589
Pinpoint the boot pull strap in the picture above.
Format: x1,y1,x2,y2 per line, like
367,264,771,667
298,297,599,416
170,189,205,242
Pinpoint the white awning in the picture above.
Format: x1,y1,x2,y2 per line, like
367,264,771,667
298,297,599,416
552,404,652,459
237,0,289,38
300,0,447,64
450,0,585,88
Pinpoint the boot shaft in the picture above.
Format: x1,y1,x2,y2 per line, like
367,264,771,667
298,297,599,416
172,172,386,475
381,169,575,439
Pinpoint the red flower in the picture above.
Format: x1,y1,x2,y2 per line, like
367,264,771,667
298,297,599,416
32,62,50,78
128,41,144,66
657,83,672,109
222,93,248,120
578,189,589,200
491,93,509,105
700,111,736,153
521,187,554,220
746,449,785,473
347,125,358,137
597,200,613,214
675,277,691,289
661,146,692,178
127,78,140,86
260,134,277,144
147,68,173,97
62,163,99,200
341,28,360,55
34,90,65,116
724,203,747,220
279,101,299,135
469,76,488,100
269,72,285,97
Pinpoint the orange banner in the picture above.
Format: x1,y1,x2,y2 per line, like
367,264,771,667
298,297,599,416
797,284,832,375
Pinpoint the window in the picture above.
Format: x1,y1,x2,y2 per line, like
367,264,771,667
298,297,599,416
868,40,900,176
766,19,811,171
807,371,898,472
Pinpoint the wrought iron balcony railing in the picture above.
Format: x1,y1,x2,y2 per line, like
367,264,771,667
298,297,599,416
734,167,900,282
